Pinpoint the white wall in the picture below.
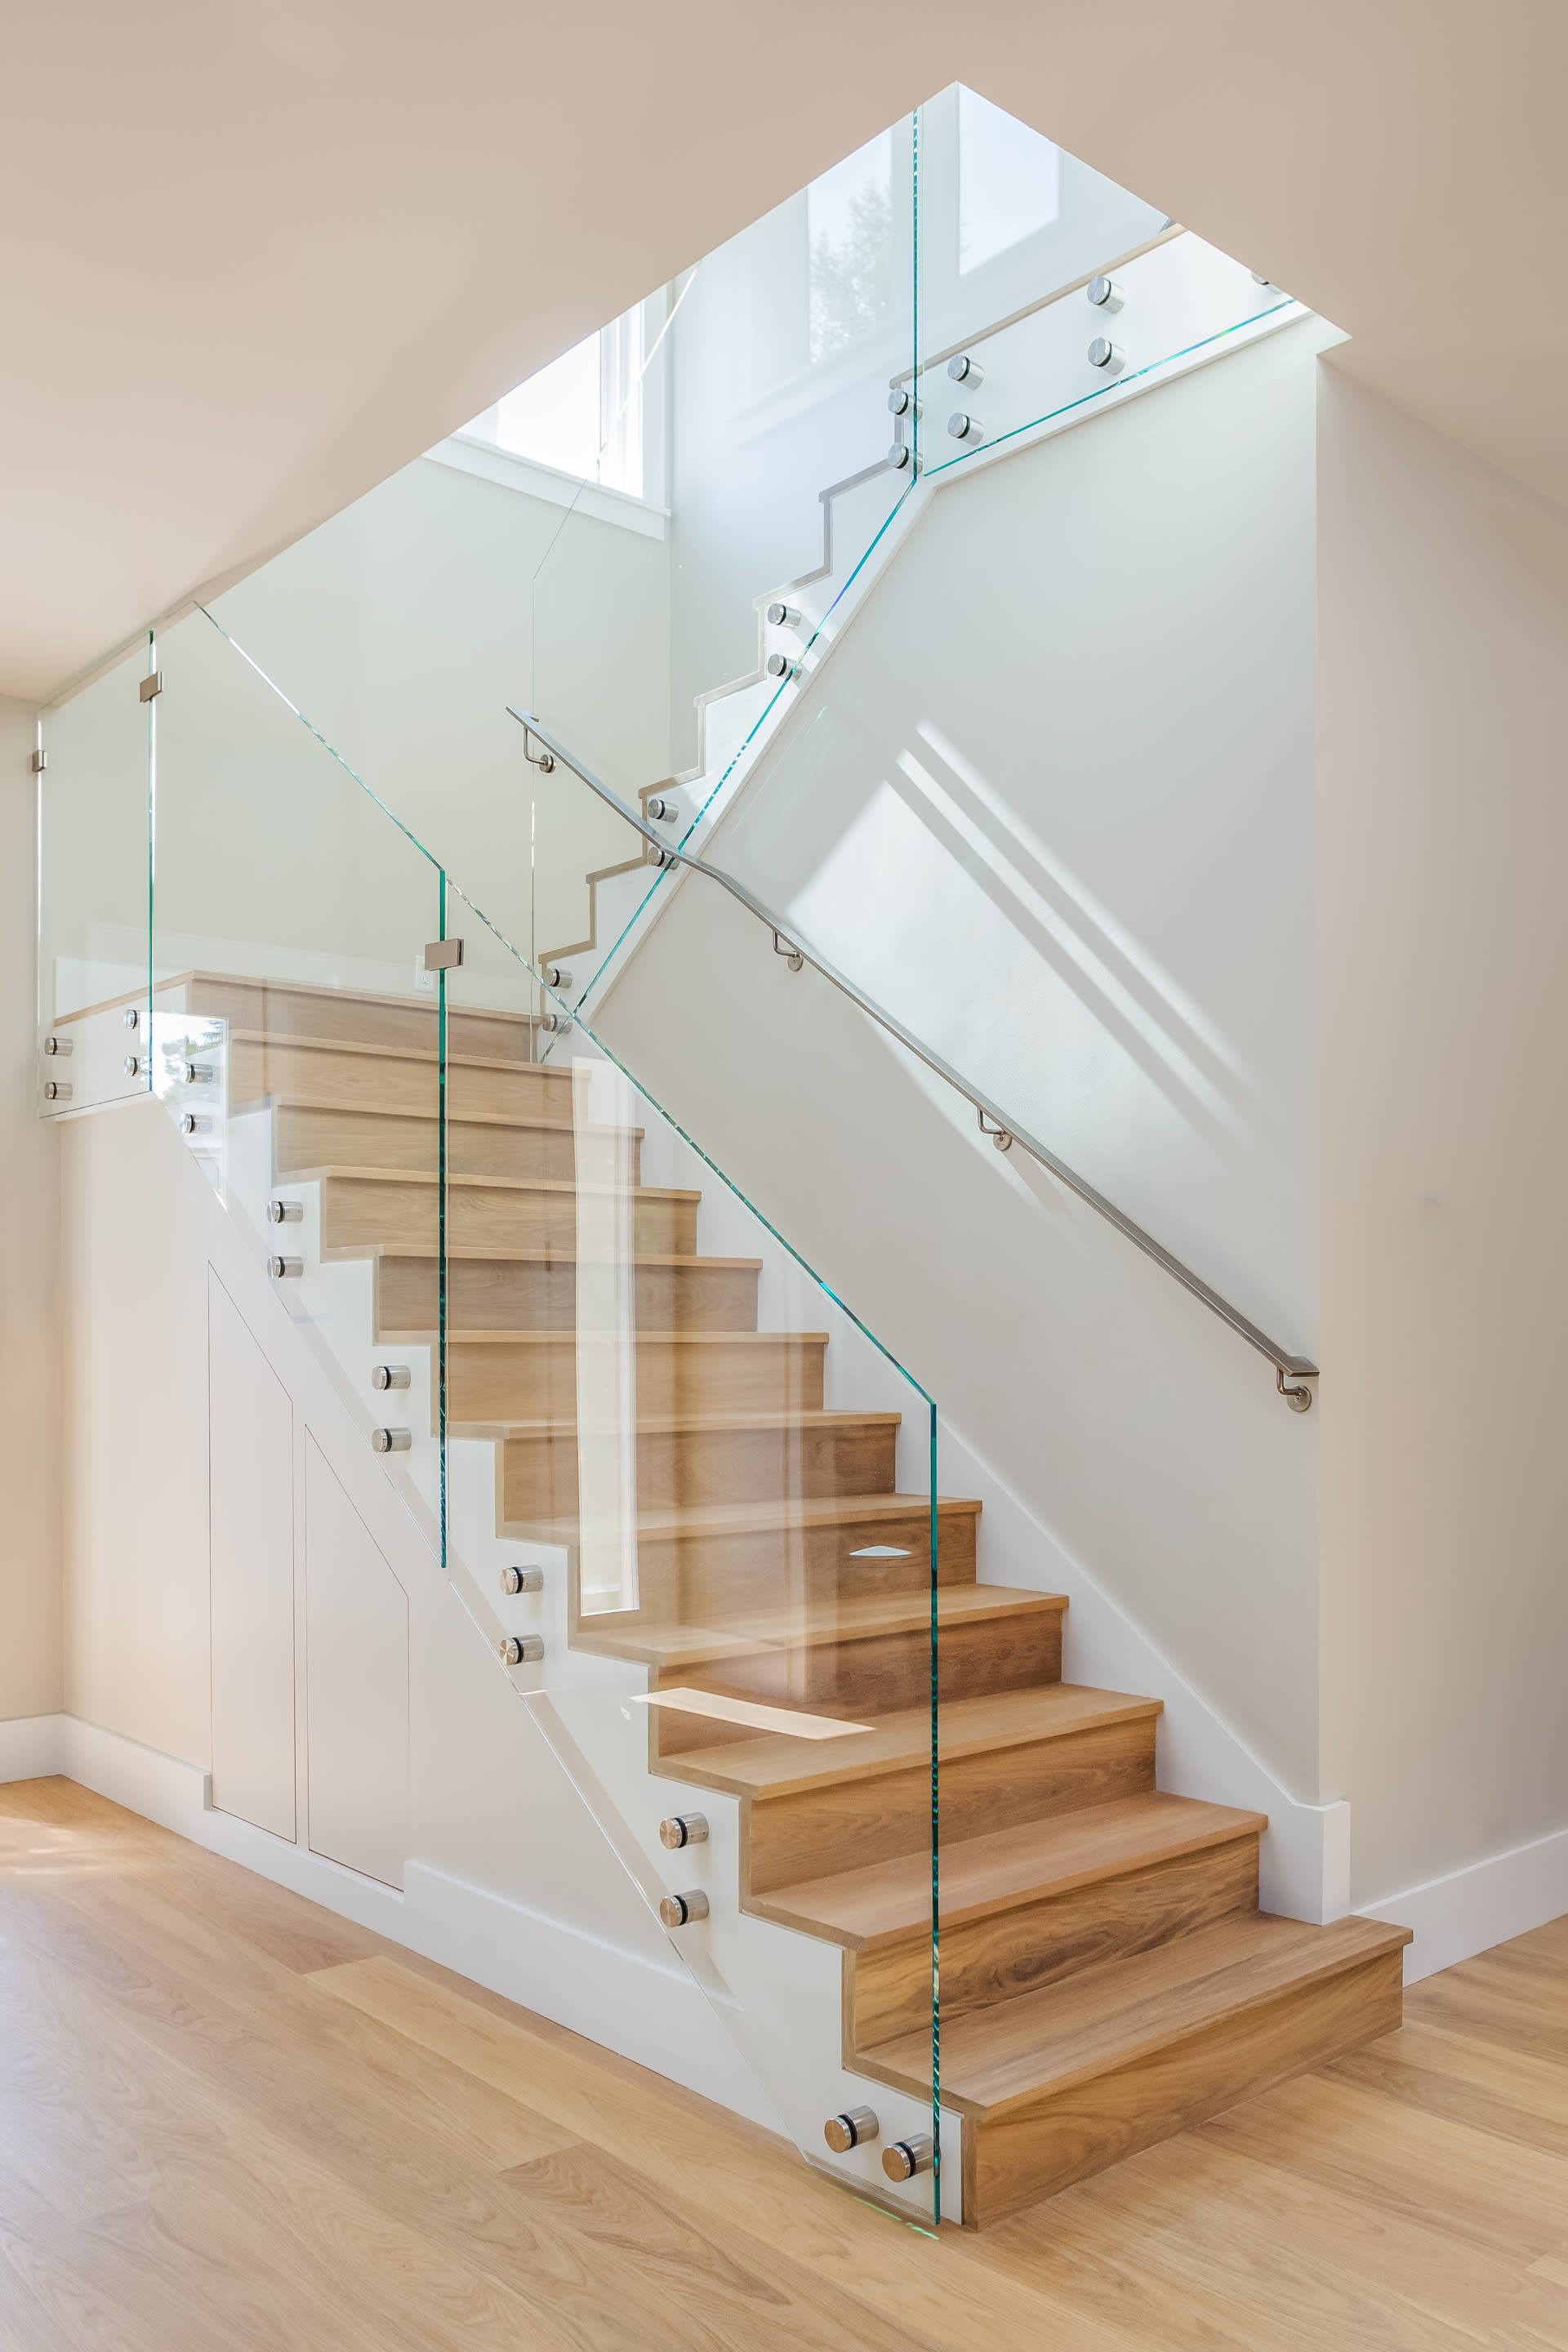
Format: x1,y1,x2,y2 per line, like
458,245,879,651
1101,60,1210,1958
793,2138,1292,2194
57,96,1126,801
0,694,62,1724
1316,372,1568,1913
200,454,667,972
601,323,1329,1799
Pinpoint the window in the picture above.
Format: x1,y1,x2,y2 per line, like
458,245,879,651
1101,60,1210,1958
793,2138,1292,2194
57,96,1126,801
461,305,647,497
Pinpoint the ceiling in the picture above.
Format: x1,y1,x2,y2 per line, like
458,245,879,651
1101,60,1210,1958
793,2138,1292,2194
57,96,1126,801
4,0,1564,702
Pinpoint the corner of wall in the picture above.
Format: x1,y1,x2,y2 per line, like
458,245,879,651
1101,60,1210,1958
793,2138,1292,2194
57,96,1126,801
0,693,64,1729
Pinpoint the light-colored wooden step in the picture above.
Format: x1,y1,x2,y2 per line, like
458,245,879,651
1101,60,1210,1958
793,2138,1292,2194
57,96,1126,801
489,1409,901,1520
755,1791,1264,1949
577,1582,1062,1673
270,1096,644,1185
232,1031,571,1121
314,1165,699,1256
864,1909,1412,2226
366,1244,761,1335
580,1582,1064,1748
162,969,540,1063
445,1330,831,1421
523,1491,982,1625
681,1682,1164,1898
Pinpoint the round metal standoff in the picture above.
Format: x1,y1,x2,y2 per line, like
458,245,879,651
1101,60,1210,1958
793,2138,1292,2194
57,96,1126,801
886,440,913,470
542,963,572,991
267,1198,303,1225
122,1054,144,1078
1088,336,1127,374
765,600,801,626
947,353,984,385
823,2106,880,2154
370,1426,412,1454
122,1006,140,1031
658,1812,709,1851
500,1564,544,1595
886,387,919,419
651,844,679,869
178,1112,200,1136
371,1363,411,1392
499,1633,545,1666
43,1034,71,1057
1250,270,1272,285
268,1255,303,1280
764,653,798,680
947,411,982,443
42,1080,71,1102
658,1890,709,1929
645,795,679,823
881,2133,934,2182
1087,274,1125,312
178,1062,212,1086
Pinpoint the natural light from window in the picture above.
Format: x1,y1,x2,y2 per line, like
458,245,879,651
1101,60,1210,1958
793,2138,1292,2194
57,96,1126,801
461,307,645,497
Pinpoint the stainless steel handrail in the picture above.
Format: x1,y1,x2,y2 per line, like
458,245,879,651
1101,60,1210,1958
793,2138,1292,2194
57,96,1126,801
508,707,1319,1410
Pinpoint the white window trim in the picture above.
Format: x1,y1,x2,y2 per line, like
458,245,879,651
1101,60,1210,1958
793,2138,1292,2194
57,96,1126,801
423,433,668,541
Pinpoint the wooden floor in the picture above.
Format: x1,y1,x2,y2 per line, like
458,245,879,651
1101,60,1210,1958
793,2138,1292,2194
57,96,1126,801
0,1781,1565,2350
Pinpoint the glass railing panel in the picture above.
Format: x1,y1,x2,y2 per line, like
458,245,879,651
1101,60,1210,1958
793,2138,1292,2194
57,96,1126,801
36,636,154,1113
151,607,451,1552
442,904,943,2218
914,85,1288,480
521,110,921,1000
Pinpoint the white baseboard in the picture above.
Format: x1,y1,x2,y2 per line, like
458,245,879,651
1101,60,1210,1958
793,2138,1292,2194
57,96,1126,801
3,1714,770,2122
1370,1821,1568,1983
0,1713,65,1781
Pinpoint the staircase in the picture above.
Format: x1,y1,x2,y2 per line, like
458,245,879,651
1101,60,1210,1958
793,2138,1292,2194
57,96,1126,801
111,969,1412,2231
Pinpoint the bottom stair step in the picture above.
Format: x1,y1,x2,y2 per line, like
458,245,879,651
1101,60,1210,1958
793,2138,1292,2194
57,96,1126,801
868,1909,1412,2227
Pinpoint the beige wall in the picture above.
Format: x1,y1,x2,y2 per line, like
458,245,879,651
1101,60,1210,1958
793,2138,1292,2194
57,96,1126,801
1317,371,1568,1904
0,693,62,1719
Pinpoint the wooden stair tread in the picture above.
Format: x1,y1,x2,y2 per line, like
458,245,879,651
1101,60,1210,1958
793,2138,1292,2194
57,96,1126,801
575,1581,1064,1669
443,1330,831,1348
662,1683,1162,1800
468,1408,902,1438
306,1164,699,1205
521,1490,982,1547
230,1029,563,1079
261,1090,644,1139
167,968,537,1029
344,1243,761,1269
757,1792,1265,1950
866,1911,1413,2117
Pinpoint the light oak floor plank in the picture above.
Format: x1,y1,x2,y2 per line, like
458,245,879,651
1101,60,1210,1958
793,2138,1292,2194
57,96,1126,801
1,1778,1566,2349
